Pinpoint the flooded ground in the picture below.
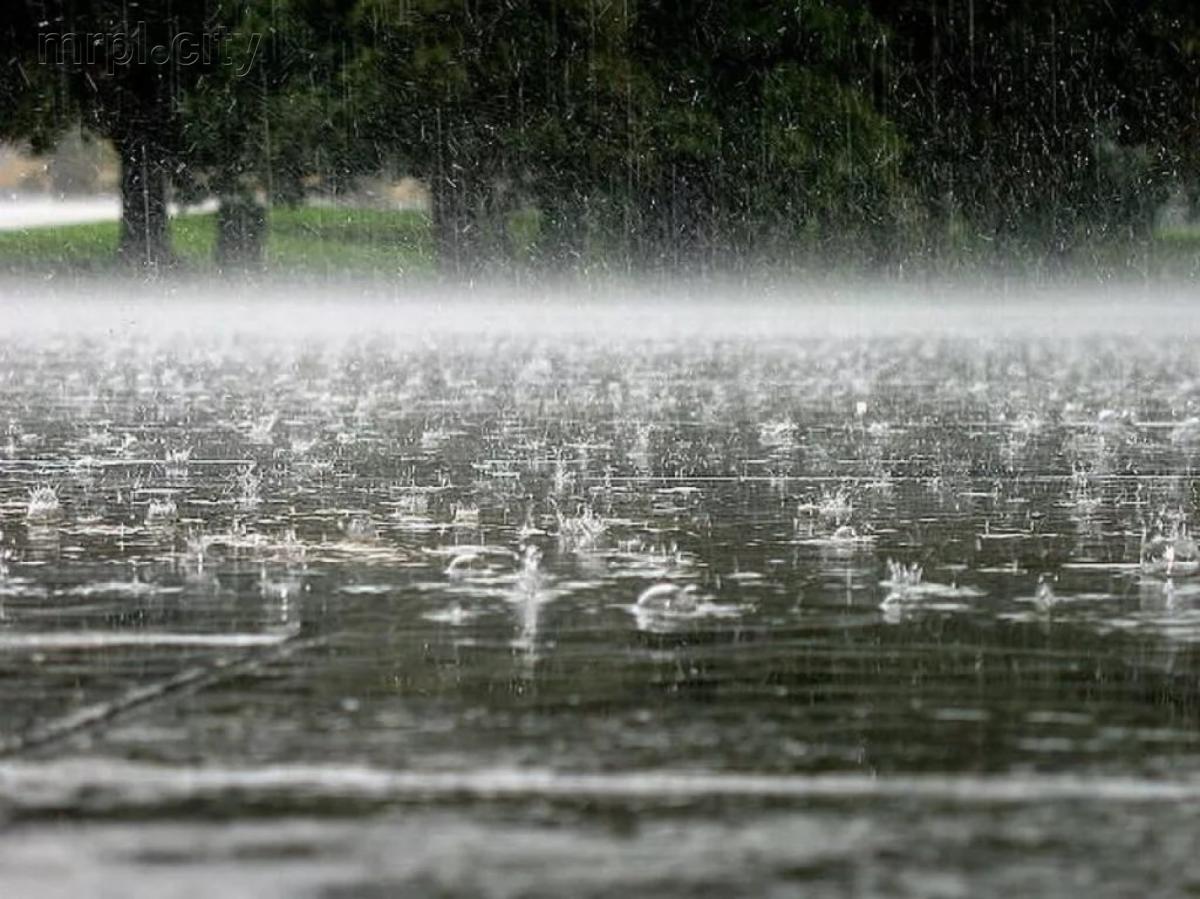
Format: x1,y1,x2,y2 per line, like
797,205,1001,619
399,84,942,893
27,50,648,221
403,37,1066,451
2,285,1200,896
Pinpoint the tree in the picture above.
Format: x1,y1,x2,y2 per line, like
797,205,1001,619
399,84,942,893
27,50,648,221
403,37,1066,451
348,0,644,275
868,0,1200,264
9,0,1200,276
13,2,235,268
348,0,910,275
178,0,363,269
605,1,914,270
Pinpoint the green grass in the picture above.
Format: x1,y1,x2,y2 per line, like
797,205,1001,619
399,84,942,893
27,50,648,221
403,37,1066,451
1,203,1197,279
0,218,124,270
0,205,436,276
264,206,433,275
1065,229,1200,280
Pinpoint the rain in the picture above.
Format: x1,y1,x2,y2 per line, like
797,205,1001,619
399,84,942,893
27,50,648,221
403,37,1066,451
3,3,1200,897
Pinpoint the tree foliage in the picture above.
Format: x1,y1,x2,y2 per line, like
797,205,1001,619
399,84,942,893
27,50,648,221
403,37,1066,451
4,0,1200,274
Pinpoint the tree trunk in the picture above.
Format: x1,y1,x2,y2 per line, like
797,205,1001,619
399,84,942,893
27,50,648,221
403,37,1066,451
117,132,172,270
215,195,267,272
431,173,488,279
431,175,465,277
533,187,586,272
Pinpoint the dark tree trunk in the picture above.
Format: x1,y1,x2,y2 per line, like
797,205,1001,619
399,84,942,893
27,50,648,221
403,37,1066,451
431,175,466,277
117,132,172,270
215,195,267,272
431,172,489,278
667,165,716,274
632,170,713,273
533,187,587,272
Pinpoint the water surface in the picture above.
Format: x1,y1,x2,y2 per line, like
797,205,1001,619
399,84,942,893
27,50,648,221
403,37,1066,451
2,289,1199,896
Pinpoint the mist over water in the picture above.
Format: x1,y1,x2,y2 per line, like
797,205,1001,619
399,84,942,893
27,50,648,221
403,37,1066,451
3,282,1200,896
2,276,1195,339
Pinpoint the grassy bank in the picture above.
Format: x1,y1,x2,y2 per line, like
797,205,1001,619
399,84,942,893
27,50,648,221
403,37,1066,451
0,203,1198,281
0,206,435,276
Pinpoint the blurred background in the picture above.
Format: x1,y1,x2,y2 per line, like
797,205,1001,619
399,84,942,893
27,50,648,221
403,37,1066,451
2,1,1199,279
